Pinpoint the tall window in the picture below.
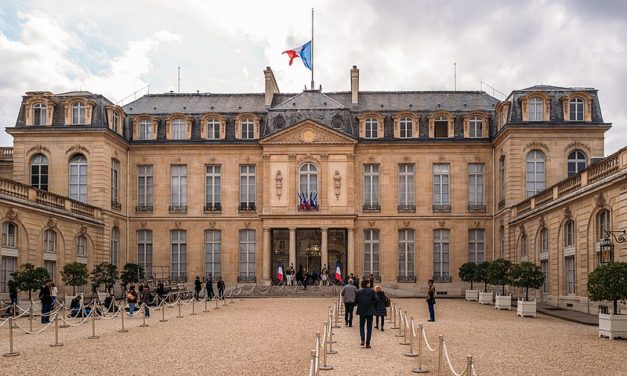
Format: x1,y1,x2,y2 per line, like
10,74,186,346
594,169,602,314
499,156,505,203
44,229,56,253
520,234,528,258
499,226,505,259
139,120,152,140
111,159,119,206
399,117,412,138
76,235,87,257
596,209,610,265
170,165,187,208
241,119,254,139
398,229,415,279
33,103,47,125
469,116,483,138
565,220,575,247
1,222,17,248
205,165,221,210
172,119,186,140
566,256,575,294
363,164,380,208
299,163,318,198
137,230,152,278
69,154,88,203
239,230,256,280
207,119,220,139
111,227,119,266
398,164,415,207
526,150,545,198
528,98,544,121
468,163,484,206
364,118,378,139
239,165,256,210
468,229,485,263
434,116,448,138
541,260,549,293
137,165,153,208
72,102,86,124
363,229,380,278
433,163,450,206
540,228,549,254
30,154,49,191
112,111,119,132
205,230,221,277
569,98,584,121
171,230,187,281
433,229,450,280
567,150,587,177
0,256,17,293
44,261,55,280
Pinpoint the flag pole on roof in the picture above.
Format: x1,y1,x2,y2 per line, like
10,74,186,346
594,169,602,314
282,9,315,89
311,7,314,90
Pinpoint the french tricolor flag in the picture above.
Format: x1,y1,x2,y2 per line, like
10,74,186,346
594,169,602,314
335,262,342,282
283,41,312,70
277,263,284,282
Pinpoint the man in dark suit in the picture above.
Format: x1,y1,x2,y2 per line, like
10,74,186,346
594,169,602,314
39,279,52,323
355,279,378,348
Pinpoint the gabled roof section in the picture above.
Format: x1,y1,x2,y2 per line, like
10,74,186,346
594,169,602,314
273,90,345,110
260,119,356,145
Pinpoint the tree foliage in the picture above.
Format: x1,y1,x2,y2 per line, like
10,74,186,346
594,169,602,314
11,263,50,300
488,259,512,295
587,262,627,314
510,261,544,301
91,262,118,291
458,262,479,290
120,263,145,285
61,262,89,295
476,261,491,291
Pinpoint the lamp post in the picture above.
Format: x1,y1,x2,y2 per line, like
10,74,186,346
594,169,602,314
600,229,626,264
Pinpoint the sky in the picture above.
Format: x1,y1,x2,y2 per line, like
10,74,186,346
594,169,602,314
0,0,626,154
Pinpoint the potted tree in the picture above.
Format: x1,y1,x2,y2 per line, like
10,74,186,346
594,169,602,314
120,263,145,295
459,262,480,301
587,262,627,339
476,261,493,304
61,262,89,295
11,263,49,301
510,262,544,317
91,262,118,292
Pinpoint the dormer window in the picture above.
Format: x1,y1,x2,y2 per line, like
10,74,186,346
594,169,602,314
469,116,483,138
241,118,255,139
33,103,47,125
528,98,544,121
434,116,448,138
207,118,220,139
139,120,152,140
399,117,412,138
72,102,86,124
332,114,344,129
172,119,186,140
569,98,584,121
112,111,119,132
365,117,378,138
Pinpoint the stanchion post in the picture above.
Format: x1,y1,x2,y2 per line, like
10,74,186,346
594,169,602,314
88,311,99,339
396,310,404,337
392,304,399,329
177,299,183,318
214,297,220,310
140,304,149,327
411,323,428,373
160,302,168,323
203,296,209,312
29,299,34,333
50,313,63,347
437,335,444,375
11,303,17,329
465,355,473,376
333,304,340,328
230,292,234,304
400,311,411,345
3,317,20,357
222,296,227,306
404,317,417,357
60,304,69,328
327,319,337,354
318,330,333,371
190,298,197,315
119,299,128,332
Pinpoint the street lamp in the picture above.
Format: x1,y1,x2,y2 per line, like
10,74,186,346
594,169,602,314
600,229,626,264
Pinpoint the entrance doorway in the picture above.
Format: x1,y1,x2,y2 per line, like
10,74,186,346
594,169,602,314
297,229,321,275
270,229,289,283
328,229,347,282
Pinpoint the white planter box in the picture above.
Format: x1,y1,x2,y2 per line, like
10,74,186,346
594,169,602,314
517,299,536,318
465,290,479,301
478,291,493,305
495,294,511,310
599,313,627,340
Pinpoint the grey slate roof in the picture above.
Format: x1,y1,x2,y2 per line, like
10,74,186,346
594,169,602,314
124,93,268,114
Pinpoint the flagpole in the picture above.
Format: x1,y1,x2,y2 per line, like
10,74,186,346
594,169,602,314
311,8,314,90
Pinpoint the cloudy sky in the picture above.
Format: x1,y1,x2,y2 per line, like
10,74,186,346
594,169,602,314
0,0,626,153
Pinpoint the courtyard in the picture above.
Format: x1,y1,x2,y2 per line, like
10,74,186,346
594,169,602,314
0,297,625,375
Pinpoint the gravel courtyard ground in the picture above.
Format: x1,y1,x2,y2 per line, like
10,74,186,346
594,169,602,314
1,297,625,375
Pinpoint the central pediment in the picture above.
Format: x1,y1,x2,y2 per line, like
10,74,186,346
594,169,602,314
260,120,356,145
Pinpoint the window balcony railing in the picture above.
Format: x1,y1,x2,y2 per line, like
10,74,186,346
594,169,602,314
432,275,452,283
397,204,416,213
432,204,451,213
238,276,256,283
362,204,381,213
239,202,256,212
111,200,121,211
204,203,222,213
467,204,486,212
135,205,153,213
397,275,416,283
169,205,188,214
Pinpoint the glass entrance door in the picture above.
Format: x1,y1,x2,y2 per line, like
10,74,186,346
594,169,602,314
296,229,321,277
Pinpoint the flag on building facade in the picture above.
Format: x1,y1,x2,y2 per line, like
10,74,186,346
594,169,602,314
335,262,342,282
282,41,312,70
277,263,284,282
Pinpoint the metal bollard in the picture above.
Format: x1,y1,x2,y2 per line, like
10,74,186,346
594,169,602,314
411,323,428,373
160,302,168,322
140,304,149,327
177,299,183,318
3,317,20,357
50,313,63,347
88,310,99,339
392,304,399,329
60,304,69,328
214,297,220,310
222,297,227,306
29,299,34,333
404,318,417,357
318,330,333,371
465,355,473,376
119,300,128,332
396,311,405,337
203,297,209,312
327,321,337,354
400,311,411,345
437,335,444,375
190,298,197,315
11,303,17,329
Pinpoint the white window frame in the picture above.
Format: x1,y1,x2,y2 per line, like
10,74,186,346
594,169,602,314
468,229,485,263
526,150,545,198
30,153,49,191
363,229,380,278
0,256,17,293
207,119,220,139
2,222,17,248
170,165,187,207
528,98,544,121
137,165,153,207
172,119,186,140
433,229,450,280
111,227,119,266
239,229,256,279
139,120,152,140
111,159,119,205
541,260,549,293
205,165,221,209
567,150,587,177
399,117,412,138
69,154,88,203
520,234,528,258
112,111,119,132
433,163,450,206
299,163,319,200
434,116,448,138
499,226,505,259
44,229,56,253
363,164,380,207
398,164,415,207
72,102,86,124
468,163,484,206
566,256,575,294
137,230,152,277
76,235,87,257
239,165,256,209
469,115,483,138
398,229,415,278
171,230,187,281
499,156,505,203
569,98,584,121
33,103,47,125
205,230,221,278
364,118,378,139
241,119,255,139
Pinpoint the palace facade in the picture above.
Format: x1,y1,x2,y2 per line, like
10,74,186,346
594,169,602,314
0,66,625,312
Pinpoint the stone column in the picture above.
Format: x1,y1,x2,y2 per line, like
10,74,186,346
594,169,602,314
321,227,328,271
262,228,271,284
289,227,296,268
348,227,355,274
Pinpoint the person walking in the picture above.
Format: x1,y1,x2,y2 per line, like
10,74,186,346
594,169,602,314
7,279,18,316
217,277,225,300
194,276,202,301
126,285,138,318
355,279,378,348
427,279,436,322
50,282,58,308
140,282,151,318
206,274,214,299
39,279,52,324
373,285,387,331
341,278,358,327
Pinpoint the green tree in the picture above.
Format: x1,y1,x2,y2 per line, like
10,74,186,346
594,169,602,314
488,259,512,295
458,262,479,290
61,262,89,295
120,263,145,285
91,262,118,291
476,261,491,291
587,262,627,314
10,263,50,300
510,262,545,301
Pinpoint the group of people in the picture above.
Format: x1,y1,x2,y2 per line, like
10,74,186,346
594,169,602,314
280,264,344,287
341,277,437,349
194,275,226,301
37,279,58,323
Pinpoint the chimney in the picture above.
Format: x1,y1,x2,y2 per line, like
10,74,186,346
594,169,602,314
264,67,280,106
351,65,359,105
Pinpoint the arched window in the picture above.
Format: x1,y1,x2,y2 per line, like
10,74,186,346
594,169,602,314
567,150,587,176
528,98,544,121
44,229,56,253
207,118,220,139
569,98,584,121
273,115,285,130
526,150,545,198
539,228,549,254
76,235,87,257
139,120,152,140
331,114,344,129
299,163,318,204
241,118,255,139
72,102,86,124
434,116,448,138
69,154,88,203
33,103,47,125
564,220,575,247
30,153,49,191
172,119,186,140
520,234,528,258
111,227,119,266
364,117,378,138
469,115,483,138
1,222,17,248
399,117,413,138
